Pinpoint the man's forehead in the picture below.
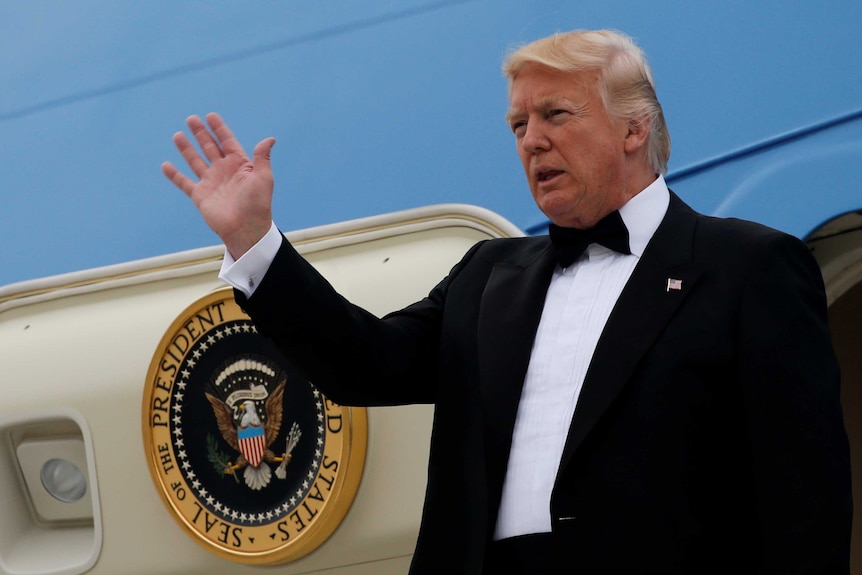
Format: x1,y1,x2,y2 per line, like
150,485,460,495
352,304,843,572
507,67,598,105
509,93,580,108
506,94,580,119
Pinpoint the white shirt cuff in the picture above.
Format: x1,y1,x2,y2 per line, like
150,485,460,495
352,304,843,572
218,221,282,298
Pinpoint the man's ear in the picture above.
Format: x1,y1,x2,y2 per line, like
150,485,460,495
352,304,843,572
623,116,651,154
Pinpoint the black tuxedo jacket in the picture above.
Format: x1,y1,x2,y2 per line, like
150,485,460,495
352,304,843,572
237,193,851,574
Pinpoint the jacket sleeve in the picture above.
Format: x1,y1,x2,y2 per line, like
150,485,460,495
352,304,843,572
737,233,852,574
234,235,485,407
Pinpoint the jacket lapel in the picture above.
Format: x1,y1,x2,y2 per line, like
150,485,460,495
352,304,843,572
558,193,704,471
477,239,557,515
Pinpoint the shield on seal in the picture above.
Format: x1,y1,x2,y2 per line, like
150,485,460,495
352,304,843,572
237,425,266,467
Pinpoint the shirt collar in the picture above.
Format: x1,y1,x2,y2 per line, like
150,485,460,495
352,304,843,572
618,174,670,257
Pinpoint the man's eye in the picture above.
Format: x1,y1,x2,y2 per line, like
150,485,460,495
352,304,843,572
511,121,527,136
549,109,568,118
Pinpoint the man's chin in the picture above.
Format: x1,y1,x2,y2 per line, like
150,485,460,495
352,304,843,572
539,205,589,230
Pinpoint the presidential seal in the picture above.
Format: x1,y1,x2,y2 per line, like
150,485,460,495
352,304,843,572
142,288,367,564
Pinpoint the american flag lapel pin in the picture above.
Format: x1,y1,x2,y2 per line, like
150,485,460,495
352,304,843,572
666,278,683,292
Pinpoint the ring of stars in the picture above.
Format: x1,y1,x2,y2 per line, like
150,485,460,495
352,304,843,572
168,320,327,527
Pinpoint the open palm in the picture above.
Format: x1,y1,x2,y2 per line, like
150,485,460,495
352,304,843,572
162,113,276,259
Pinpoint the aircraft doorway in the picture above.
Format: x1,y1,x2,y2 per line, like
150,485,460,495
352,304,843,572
809,211,862,572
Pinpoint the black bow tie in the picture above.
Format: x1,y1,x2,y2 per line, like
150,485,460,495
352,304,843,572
548,211,631,268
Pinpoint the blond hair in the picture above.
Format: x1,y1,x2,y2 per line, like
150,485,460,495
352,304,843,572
503,30,671,174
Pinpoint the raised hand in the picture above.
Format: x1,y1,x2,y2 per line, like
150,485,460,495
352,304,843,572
162,113,276,259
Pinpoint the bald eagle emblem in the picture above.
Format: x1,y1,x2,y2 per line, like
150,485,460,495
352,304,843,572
205,358,302,490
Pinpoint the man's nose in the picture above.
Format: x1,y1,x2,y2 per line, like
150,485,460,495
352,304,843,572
520,121,550,154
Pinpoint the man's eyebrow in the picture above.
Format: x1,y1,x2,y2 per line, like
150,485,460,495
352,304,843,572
505,96,585,124
505,107,525,125
537,95,583,111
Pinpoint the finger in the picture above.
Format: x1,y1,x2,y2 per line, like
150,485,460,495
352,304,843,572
252,137,276,175
161,161,196,197
206,112,248,157
187,114,226,164
173,131,209,179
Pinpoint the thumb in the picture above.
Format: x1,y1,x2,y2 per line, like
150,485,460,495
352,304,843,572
252,137,276,173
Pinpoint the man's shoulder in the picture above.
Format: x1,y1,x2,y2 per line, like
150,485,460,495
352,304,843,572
472,235,551,263
672,192,801,250
661,193,820,281
441,236,551,281
697,213,791,244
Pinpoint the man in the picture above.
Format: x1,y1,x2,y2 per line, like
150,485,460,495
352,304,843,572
163,30,851,574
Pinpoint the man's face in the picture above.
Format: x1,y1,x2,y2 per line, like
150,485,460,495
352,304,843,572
507,64,637,229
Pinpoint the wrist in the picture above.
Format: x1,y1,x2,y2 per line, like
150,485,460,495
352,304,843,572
224,222,272,260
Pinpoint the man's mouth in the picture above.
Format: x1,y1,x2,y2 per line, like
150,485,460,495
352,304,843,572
537,169,563,182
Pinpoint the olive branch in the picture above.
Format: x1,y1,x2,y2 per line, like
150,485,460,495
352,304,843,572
206,433,239,483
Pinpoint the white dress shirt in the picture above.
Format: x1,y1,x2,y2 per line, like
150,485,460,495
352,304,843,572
221,176,671,539
219,220,283,297
494,176,670,539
